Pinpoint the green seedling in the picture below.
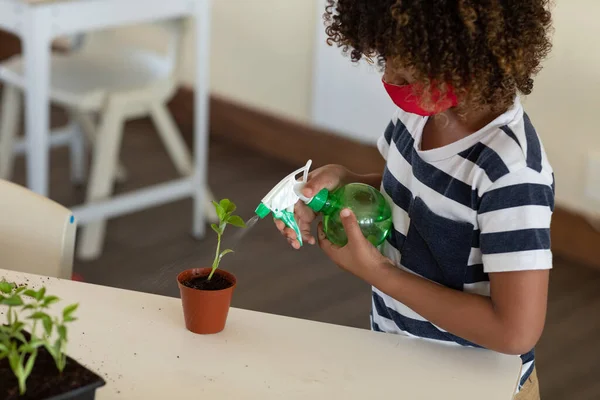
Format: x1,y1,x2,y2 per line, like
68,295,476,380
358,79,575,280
0,280,78,395
209,199,246,280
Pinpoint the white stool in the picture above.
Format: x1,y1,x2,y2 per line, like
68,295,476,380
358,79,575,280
0,21,217,260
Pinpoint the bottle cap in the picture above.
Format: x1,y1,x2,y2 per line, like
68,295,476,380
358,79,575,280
255,203,271,218
306,188,329,212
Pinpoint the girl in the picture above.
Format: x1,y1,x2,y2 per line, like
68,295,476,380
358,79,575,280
275,1,554,399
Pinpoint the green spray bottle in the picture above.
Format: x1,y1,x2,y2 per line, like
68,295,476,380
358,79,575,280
255,160,393,247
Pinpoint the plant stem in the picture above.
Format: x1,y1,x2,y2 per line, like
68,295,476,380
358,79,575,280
208,231,222,281
18,352,26,394
18,374,25,394
31,320,37,339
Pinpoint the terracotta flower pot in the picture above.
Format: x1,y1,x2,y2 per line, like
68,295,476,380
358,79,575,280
177,268,237,334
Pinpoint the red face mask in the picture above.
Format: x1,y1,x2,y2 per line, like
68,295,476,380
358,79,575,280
382,78,458,116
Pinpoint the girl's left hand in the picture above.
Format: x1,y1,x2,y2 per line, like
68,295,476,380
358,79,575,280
317,208,392,281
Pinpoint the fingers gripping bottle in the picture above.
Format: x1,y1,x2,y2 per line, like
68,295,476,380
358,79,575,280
255,160,393,247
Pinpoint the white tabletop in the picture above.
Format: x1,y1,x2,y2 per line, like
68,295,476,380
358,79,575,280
0,269,521,399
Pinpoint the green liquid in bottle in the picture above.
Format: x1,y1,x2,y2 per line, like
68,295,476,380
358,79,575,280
307,183,392,247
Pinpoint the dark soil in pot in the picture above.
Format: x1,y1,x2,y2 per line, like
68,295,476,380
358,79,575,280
0,333,105,400
182,273,233,291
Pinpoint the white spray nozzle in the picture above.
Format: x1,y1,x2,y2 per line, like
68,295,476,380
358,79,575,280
255,159,313,246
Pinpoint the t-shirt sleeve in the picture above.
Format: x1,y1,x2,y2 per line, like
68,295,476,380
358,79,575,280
377,110,400,160
477,168,555,273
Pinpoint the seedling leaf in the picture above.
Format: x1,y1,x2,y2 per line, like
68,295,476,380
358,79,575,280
42,316,52,336
220,199,236,214
28,312,48,320
212,201,226,221
63,303,79,319
8,347,19,373
13,331,26,344
1,295,23,306
24,340,43,351
57,326,67,341
23,351,37,378
19,340,42,353
42,296,60,307
0,281,14,294
227,215,246,228
219,249,234,261
211,223,221,235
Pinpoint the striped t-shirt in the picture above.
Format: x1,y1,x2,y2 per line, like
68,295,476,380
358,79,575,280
371,96,554,392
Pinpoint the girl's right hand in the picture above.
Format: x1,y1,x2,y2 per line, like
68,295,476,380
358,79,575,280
274,164,349,249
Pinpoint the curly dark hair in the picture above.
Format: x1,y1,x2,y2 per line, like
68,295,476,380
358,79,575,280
324,0,553,113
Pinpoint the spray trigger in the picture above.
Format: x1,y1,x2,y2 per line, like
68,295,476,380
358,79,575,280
254,160,314,246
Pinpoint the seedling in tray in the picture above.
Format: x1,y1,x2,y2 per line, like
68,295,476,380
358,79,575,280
0,279,105,399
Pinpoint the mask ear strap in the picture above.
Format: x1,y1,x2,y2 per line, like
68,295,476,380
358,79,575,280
382,77,408,88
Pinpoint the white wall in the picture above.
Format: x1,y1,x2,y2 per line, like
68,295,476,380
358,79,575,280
178,0,317,123
523,0,600,216
310,0,395,145
123,0,598,215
